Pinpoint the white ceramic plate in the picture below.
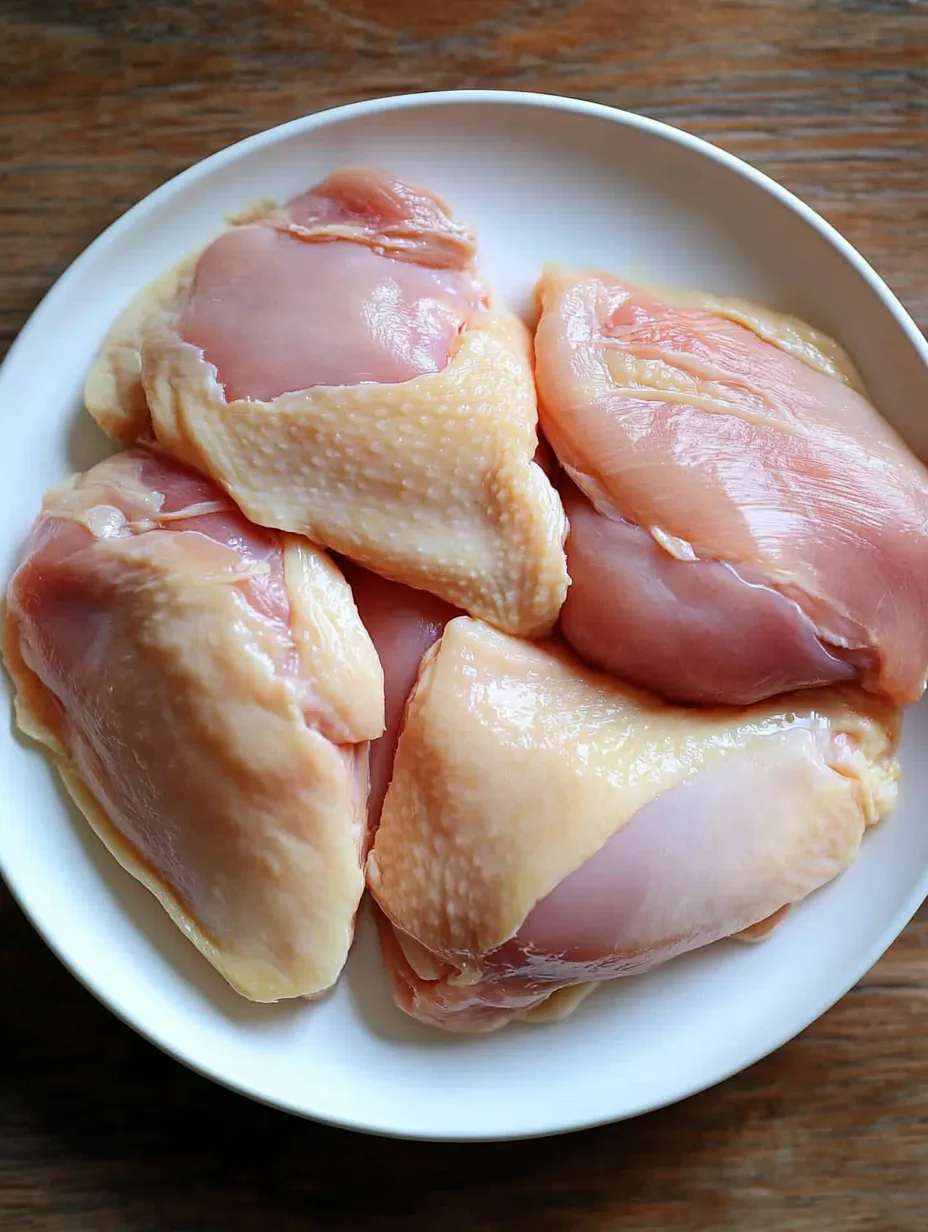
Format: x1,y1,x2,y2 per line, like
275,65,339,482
2,91,927,1142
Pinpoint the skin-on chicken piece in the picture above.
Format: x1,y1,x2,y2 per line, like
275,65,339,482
368,618,899,1032
85,168,568,637
3,449,384,1002
534,267,928,706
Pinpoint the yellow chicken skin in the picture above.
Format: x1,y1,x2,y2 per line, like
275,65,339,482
84,167,568,637
4,449,384,1002
368,618,899,1031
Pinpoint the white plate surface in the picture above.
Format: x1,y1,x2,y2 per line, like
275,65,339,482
2,91,927,1142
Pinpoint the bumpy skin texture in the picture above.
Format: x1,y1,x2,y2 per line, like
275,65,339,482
535,267,928,706
368,618,899,1032
4,449,384,1002
84,167,569,637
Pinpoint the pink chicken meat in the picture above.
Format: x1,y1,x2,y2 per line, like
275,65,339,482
3,449,384,1001
178,174,484,400
341,561,458,832
368,618,899,1032
534,268,928,705
84,168,568,636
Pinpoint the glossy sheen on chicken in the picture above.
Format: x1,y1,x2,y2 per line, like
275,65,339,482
368,618,899,1032
535,267,928,705
3,450,384,1001
85,168,568,636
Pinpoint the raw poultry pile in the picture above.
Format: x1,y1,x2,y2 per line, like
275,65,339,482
5,168,927,1031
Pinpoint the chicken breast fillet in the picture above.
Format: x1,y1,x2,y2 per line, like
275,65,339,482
368,618,899,1032
3,449,384,1001
535,267,928,705
85,167,568,636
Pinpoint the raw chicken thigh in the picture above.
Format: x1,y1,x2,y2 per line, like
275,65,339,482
4,449,384,1002
85,167,568,637
368,618,899,1032
535,268,928,705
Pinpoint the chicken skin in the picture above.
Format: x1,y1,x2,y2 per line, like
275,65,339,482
4,449,384,1001
368,618,899,1031
85,168,568,636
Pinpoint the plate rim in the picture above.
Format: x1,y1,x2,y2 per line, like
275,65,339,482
2,87,927,1142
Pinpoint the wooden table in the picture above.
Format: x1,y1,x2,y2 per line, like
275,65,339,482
2,1,927,1227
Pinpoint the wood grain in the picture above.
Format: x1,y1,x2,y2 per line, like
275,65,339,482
2,0,928,1227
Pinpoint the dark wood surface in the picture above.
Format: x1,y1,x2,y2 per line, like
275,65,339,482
3,1,928,1227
